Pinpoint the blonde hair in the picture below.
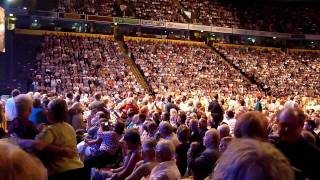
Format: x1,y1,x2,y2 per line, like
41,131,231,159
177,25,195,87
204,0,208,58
0,140,47,180
213,139,294,180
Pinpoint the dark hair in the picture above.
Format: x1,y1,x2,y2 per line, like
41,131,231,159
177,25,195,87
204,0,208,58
74,95,81,102
179,112,187,124
305,120,316,130
226,110,235,118
139,114,147,122
33,98,41,108
94,93,102,101
66,92,73,99
239,99,245,106
163,112,170,121
214,94,219,100
124,128,141,146
48,99,68,122
11,89,20,97
114,121,125,135
177,125,190,143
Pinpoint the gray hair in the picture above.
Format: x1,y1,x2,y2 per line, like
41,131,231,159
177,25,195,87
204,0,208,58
156,140,175,162
213,139,294,180
15,94,33,117
0,140,47,180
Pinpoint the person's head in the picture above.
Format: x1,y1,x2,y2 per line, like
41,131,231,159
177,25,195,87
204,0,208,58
155,140,175,162
0,141,47,180
142,139,157,162
214,94,219,100
177,111,187,125
234,112,268,140
219,137,233,152
189,119,199,132
226,110,235,120
161,112,170,121
277,108,305,143
147,121,158,135
213,139,294,180
66,92,73,100
138,113,147,124
152,112,160,121
170,108,177,117
177,125,190,143
199,118,208,130
99,118,109,131
239,99,245,106
33,98,42,108
15,94,33,119
203,129,220,149
159,121,173,138
123,128,141,150
11,89,20,98
94,92,102,101
114,121,125,135
301,130,316,145
218,124,230,139
46,99,68,124
303,120,316,132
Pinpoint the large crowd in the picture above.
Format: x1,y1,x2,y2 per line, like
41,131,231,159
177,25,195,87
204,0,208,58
179,0,320,34
32,34,144,99
125,0,185,22
0,85,320,180
0,32,320,180
56,0,320,34
126,39,259,98
57,0,116,16
215,45,320,97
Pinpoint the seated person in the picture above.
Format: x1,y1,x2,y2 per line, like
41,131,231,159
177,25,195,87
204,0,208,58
187,129,220,180
125,139,158,180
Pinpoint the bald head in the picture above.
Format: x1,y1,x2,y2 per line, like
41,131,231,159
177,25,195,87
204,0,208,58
278,108,305,143
234,111,268,140
204,128,220,148
218,124,230,139
155,140,175,162
159,121,173,137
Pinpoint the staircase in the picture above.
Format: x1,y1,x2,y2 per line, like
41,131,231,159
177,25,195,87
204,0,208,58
206,42,270,95
171,0,192,23
115,36,153,94
116,0,136,17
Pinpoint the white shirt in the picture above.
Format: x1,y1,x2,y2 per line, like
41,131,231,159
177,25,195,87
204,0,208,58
222,118,236,136
5,97,16,121
149,160,181,180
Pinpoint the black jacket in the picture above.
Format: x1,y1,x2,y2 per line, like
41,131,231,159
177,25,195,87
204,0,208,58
274,137,320,180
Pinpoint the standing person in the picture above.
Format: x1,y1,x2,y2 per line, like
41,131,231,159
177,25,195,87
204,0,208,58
255,95,263,112
5,89,20,125
176,125,191,177
208,94,223,129
35,99,84,178
29,98,47,128
9,94,39,139
274,108,320,180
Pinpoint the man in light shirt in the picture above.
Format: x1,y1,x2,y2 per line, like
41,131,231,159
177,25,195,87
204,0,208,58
5,89,20,122
149,140,181,180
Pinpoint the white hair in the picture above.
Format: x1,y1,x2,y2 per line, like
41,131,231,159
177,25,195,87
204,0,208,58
213,139,294,180
0,140,47,180
15,94,33,117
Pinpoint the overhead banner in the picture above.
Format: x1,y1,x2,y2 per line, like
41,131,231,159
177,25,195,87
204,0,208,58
305,34,320,40
232,28,253,35
211,26,233,33
141,20,165,27
0,7,4,52
87,15,113,22
114,17,140,25
189,24,211,32
165,22,189,30
59,13,85,20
